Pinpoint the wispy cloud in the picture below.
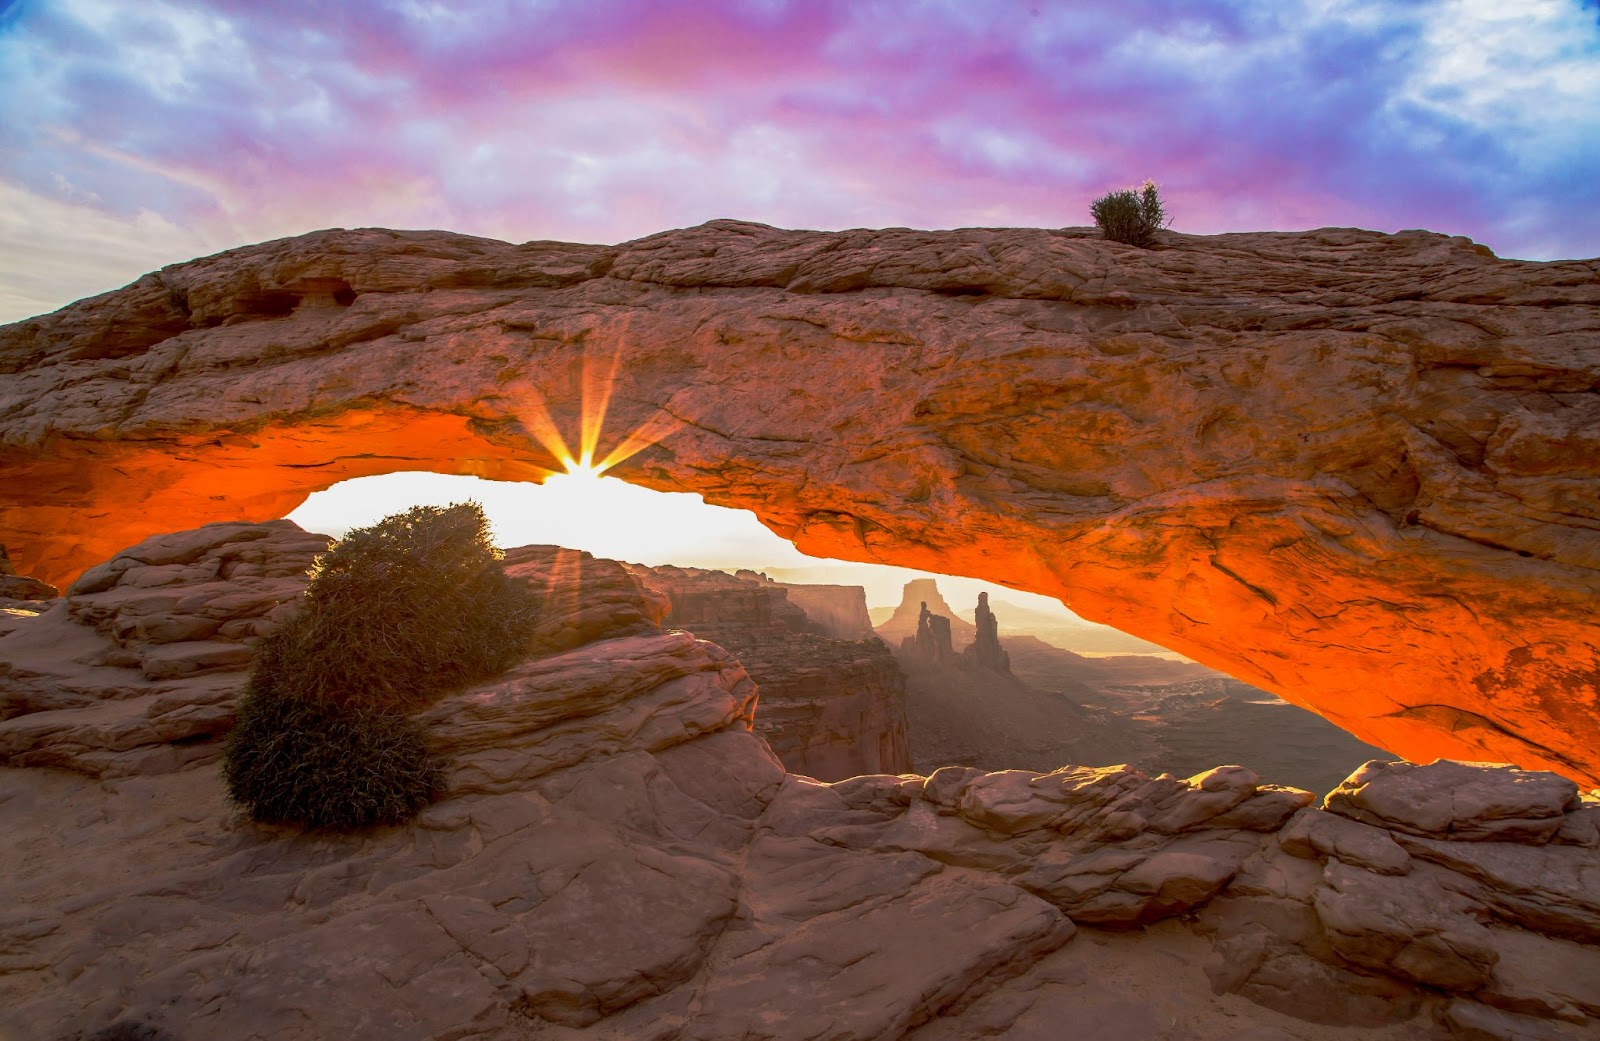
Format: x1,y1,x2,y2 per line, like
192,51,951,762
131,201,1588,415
2,0,1597,321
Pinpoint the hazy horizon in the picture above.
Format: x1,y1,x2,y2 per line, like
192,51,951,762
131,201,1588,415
286,470,1097,621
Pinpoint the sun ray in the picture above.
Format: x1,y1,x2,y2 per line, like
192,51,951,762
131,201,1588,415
512,338,683,483
514,391,579,473
594,408,687,473
578,338,627,473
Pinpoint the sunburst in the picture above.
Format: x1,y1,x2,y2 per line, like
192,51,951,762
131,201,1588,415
512,342,685,482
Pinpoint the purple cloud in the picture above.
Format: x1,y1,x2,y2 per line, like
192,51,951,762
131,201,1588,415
1,0,1596,319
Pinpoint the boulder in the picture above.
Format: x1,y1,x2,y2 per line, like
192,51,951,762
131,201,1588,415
64,520,332,680
1326,759,1580,842
1203,768,1600,1035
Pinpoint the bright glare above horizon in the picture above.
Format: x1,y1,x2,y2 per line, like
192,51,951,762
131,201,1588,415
285,469,1084,618
289,469,808,569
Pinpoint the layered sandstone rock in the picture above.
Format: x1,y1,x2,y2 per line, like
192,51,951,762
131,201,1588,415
626,563,912,779
64,520,332,680
2,531,1600,1040
0,522,330,776
1,222,1597,782
1202,760,1600,1036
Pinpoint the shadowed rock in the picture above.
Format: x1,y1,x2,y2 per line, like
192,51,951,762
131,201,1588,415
2,527,1599,1039
626,562,912,780
903,601,956,665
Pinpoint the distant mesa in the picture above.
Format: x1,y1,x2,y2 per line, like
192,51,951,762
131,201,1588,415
877,578,977,650
733,569,876,640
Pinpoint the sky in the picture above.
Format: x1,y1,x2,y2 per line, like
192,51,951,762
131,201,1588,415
5,0,1599,620
2,0,1599,324
284,470,1090,617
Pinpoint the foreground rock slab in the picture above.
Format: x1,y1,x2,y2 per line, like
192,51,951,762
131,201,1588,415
2,222,1598,781
3,526,1599,1041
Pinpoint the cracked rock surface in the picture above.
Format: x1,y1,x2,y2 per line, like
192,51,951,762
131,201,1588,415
1,222,1596,781
2,524,1599,1040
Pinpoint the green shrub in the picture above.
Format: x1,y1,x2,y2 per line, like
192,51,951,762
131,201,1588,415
1090,179,1171,247
222,501,540,830
223,688,441,829
252,502,542,711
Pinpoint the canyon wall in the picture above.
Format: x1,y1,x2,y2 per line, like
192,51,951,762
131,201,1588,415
626,563,913,779
768,580,876,640
1,222,1596,782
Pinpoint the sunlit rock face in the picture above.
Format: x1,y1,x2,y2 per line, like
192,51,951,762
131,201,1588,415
1,221,1597,782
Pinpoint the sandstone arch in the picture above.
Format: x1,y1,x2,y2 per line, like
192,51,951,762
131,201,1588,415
2,221,1597,783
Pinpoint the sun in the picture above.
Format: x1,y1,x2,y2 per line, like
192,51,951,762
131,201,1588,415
508,340,688,489
537,452,613,506
540,454,611,502
562,454,610,480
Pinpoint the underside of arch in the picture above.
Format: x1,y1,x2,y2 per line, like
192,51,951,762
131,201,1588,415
1,221,1597,784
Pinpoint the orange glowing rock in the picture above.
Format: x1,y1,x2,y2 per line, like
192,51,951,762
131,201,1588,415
1,222,1596,783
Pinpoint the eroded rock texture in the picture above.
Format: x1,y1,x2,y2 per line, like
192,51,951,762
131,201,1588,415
626,562,912,780
3,526,1599,1041
0,521,330,776
1,222,1597,781
1202,759,1600,1036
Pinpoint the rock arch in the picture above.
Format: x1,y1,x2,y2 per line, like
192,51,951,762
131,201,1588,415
2,221,1597,783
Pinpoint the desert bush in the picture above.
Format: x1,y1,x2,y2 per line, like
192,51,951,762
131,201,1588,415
1090,179,1171,247
252,501,543,711
223,687,441,829
222,501,540,830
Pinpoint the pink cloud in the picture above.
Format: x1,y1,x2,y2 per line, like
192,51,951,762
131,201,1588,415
0,0,1595,322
